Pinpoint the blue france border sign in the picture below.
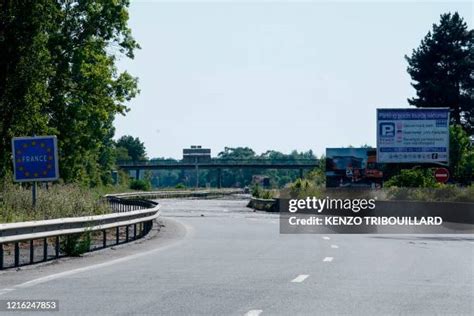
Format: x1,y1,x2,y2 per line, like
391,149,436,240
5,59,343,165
12,136,59,182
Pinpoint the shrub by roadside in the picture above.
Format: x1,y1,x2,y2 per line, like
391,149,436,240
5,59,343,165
251,184,278,199
129,179,151,191
285,177,474,203
0,182,110,223
384,185,474,202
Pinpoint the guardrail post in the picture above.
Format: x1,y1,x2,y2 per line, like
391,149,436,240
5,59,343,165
125,225,129,242
43,238,48,261
14,242,20,267
103,230,107,248
30,240,34,264
116,226,120,244
134,224,137,239
55,236,60,258
217,168,222,188
0,244,3,270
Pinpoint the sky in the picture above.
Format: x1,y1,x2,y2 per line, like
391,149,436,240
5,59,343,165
114,0,473,159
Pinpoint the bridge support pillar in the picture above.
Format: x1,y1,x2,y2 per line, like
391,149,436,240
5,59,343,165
195,164,199,188
135,169,140,180
299,168,304,179
217,168,222,188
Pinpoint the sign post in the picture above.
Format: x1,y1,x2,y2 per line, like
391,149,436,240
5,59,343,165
12,136,59,207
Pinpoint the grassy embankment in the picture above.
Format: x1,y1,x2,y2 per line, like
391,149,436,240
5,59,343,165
0,181,133,223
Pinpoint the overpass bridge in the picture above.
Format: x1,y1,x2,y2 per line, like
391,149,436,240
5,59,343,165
117,159,319,188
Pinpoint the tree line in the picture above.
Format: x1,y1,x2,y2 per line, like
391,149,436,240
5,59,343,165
1,6,472,188
133,147,317,188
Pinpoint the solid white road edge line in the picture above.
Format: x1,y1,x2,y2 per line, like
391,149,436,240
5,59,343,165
0,222,192,295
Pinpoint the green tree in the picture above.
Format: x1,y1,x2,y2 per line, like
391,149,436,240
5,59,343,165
218,147,256,160
48,1,139,185
0,1,140,186
0,1,58,177
405,12,473,134
116,135,147,162
449,125,474,184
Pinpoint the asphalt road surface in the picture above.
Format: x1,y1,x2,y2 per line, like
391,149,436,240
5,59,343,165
1,197,473,315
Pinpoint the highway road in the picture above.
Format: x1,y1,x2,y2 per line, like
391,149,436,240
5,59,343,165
0,197,473,315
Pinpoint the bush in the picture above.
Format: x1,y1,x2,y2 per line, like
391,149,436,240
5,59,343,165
61,232,91,256
384,184,474,202
251,184,275,199
129,179,151,191
175,183,186,189
384,168,440,188
449,125,474,185
288,178,324,198
251,184,263,198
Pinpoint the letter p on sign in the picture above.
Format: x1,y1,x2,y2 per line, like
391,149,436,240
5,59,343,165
380,123,395,137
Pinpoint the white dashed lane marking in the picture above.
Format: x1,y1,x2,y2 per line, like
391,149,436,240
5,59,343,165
244,309,263,316
323,257,334,262
291,274,309,283
322,236,330,240
331,245,339,249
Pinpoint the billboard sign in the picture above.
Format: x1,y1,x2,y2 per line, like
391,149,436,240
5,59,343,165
377,108,449,163
326,148,383,188
12,136,59,182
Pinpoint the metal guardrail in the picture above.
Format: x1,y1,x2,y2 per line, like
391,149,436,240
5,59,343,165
111,189,244,200
0,195,159,270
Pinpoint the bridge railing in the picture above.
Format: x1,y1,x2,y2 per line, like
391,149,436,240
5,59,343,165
117,158,319,166
0,195,159,270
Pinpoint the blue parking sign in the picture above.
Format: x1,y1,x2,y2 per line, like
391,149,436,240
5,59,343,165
12,136,59,182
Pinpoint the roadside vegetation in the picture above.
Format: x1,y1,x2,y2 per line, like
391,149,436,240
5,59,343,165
251,184,278,200
0,180,113,223
286,172,474,203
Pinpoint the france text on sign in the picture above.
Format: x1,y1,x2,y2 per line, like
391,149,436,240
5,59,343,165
376,108,450,163
12,136,59,182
